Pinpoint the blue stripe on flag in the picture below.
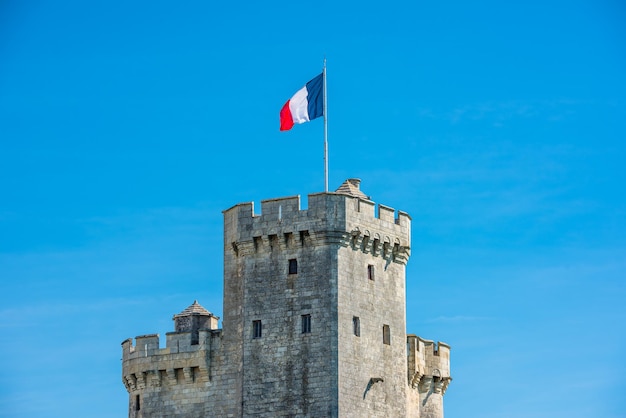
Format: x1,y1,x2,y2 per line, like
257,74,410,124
305,73,324,121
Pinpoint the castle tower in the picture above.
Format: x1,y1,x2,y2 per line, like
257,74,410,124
122,179,451,417
221,179,450,417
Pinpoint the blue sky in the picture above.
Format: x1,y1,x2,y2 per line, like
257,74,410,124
1,1,625,417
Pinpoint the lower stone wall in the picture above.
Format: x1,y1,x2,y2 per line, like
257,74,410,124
123,331,244,418
419,391,444,418
130,383,210,418
336,245,409,417
406,384,421,417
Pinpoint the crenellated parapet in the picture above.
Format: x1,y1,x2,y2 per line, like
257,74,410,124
121,301,220,394
407,335,452,395
223,179,411,264
121,329,219,393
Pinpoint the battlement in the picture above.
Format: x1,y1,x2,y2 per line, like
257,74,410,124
122,329,220,360
121,329,220,393
121,301,220,394
224,193,410,229
407,335,452,395
224,185,411,264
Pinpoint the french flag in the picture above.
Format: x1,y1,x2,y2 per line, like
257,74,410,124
280,73,324,131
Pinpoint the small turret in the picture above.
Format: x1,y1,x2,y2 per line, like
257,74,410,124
173,300,219,344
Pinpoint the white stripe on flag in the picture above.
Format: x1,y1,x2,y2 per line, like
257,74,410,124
289,86,311,124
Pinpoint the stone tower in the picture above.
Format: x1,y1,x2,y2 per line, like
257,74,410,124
121,179,451,417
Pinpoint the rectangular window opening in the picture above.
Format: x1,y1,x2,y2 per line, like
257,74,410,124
253,236,261,252
368,264,375,281
301,314,311,334
135,394,140,411
253,320,262,338
383,324,390,345
191,330,199,345
288,259,298,275
299,230,309,246
353,316,360,337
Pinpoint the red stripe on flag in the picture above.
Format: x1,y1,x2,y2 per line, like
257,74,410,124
280,100,294,131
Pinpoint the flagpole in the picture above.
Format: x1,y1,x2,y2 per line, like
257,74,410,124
323,58,328,193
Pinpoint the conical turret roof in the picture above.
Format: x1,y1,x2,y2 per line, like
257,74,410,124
173,300,213,318
335,178,370,200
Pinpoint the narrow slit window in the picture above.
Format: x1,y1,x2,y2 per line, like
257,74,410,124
353,316,360,337
253,320,262,338
135,394,140,411
299,230,309,246
383,324,390,345
368,264,375,281
301,314,311,334
289,259,298,275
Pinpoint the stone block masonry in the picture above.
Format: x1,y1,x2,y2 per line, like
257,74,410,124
121,179,451,417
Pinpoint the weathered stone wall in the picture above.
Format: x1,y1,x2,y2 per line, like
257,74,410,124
223,193,347,416
407,336,452,418
122,330,215,418
337,197,412,417
122,184,451,418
